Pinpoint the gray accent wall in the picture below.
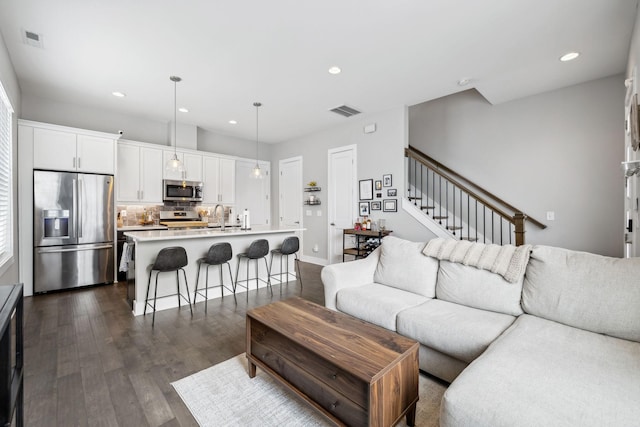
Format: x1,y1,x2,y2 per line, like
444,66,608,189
0,30,20,284
409,75,625,257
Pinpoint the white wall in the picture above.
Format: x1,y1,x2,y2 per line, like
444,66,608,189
625,5,640,258
0,31,21,284
270,106,437,262
409,75,625,257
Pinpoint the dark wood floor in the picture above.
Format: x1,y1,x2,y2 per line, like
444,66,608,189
22,262,325,426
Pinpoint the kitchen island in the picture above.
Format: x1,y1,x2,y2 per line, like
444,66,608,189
123,226,303,316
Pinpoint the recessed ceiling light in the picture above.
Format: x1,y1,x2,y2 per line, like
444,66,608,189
328,66,341,75
112,91,126,97
457,78,471,86
560,52,580,62
178,107,189,113
229,120,237,125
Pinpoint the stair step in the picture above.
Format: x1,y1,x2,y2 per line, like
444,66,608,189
461,237,479,242
421,206,435,210
408,196,423,200
447,226,463,231
433,215,448,220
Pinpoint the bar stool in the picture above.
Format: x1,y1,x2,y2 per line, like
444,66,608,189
194,242,235,312
235,239,272,297
269,236,302,290
144,246,192,326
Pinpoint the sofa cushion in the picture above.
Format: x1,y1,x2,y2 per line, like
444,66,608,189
436,260,524,316
440,314,640,427
523,245,640,342
336,283,429,331
396,299,515,363
373,236,438,298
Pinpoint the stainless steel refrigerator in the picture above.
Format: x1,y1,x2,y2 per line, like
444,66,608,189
33,170,115,293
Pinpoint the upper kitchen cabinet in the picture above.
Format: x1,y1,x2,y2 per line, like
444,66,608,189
202,155,235,204
162,150,203,181
117,141,163,203
30,123,117,174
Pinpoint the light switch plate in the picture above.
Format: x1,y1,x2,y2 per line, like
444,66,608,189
546,211,555,221
306,210,312,216
316,210,322,216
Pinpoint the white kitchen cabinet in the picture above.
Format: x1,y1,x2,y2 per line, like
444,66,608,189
33,127,115,174
162,150,203,181
203,155,235,204
117,141,163,203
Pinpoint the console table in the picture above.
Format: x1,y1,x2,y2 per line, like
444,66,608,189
0,283,23,427
343,228,392,261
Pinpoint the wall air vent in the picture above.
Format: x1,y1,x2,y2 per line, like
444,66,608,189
330,105,361,118
22,29,44,48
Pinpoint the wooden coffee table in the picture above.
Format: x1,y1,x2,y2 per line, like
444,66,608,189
246,297,419,427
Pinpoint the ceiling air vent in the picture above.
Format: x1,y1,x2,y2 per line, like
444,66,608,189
22,29,44,48
330,105,361,118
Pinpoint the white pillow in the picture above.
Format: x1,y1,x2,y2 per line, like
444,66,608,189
373,236,438,298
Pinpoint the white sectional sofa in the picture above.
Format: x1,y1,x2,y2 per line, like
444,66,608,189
321,236,640,427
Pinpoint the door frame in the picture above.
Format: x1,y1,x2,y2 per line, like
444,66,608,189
327,145,357,264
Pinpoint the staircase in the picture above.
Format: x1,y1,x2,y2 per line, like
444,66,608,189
405,146,546,245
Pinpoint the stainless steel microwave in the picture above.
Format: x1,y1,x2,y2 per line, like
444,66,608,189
163,179,204,202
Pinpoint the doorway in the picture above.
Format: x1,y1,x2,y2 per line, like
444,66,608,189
328,145,357,264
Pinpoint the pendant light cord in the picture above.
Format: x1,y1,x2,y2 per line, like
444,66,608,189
254,102,262,168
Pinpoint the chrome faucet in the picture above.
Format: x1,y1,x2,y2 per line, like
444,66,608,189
213,204,225,231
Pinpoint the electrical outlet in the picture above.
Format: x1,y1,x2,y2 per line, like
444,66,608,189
121,210,127,217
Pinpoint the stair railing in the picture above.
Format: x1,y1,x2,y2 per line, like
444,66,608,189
405,146,546,245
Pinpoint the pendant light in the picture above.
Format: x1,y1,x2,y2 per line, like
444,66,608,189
165,75,185,178
251,101,263,179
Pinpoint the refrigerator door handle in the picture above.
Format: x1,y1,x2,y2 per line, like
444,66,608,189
36,244,114,254
78,178,83,238
72,178,78,239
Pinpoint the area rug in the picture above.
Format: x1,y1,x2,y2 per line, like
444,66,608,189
172,353,446,426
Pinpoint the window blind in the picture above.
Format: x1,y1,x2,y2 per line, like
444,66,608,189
0,80,13,268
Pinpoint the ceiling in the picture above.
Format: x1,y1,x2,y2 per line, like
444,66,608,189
0,0,637,143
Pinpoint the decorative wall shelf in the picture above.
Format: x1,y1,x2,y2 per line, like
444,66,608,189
304,185,321,205
304,187,321,192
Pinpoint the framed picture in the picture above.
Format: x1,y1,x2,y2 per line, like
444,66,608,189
359,179,373,200
383,174,392,187
387,188,397,197
359,201,370,216
383,199,397,212
375,180,382,190
371,201,381,211
376,192,382,199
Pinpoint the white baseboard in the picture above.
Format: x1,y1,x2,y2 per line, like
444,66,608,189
300,255,329,266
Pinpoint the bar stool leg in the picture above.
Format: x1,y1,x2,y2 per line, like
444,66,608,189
263,257,273,295
226,262,237,302
204,264,210,313
294,253,302,287
180,268,193,316
152,273,160,326
194,261,201,305
144,271,153,316
176,270,181,309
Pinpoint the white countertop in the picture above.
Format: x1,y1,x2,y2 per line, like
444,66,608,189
118,225,168,231
123,225,304,242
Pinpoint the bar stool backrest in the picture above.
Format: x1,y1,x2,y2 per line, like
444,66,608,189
153,246,188,271
206,242,233,265
280,236,299,255
247,239,269,259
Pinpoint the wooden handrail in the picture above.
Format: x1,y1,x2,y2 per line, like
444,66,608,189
406,146,546,230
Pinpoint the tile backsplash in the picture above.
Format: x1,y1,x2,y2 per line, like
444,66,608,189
116,205,235,227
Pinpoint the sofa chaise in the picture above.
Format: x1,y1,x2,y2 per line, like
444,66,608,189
321,236,640,426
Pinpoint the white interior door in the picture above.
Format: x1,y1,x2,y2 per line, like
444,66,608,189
279,157,302,228
328,145,357,264
235,160,270,225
